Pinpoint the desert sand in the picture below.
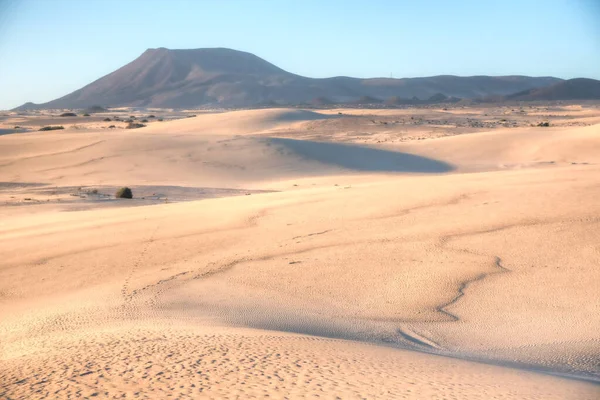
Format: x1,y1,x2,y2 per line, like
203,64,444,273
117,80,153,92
1,104,599,399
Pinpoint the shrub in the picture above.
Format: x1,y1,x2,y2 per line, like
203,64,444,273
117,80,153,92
82,113,90,117
141,119,148,123
108,125,116,128
39,126,65,131
103,118,112,121
147,115,156,118
126,122,146,129
59,112,77,117
157,118,163,121
85,105,107,113
14,125,20,129
537,121,550,127
130,116,136,120
115,187,133,199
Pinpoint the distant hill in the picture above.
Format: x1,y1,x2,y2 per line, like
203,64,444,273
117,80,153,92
503,78,600,101
14,47,565,110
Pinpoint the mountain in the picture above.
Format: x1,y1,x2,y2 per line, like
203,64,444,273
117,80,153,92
502,78,600,101
14,47,565,110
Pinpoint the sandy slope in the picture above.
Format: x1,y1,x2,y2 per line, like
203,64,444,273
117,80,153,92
1,107,599,398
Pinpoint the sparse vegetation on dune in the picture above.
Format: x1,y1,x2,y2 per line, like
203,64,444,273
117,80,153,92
84,105,108,113
39,125,65,131
126,122,146,129
59,112,77,117
103,117,112,121
115,187,133,199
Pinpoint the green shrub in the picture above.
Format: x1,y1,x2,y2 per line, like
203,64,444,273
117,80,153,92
103,117,111,121
39,126,65,131
537,121,550,127
82,113,90,117
59,112,77,117
141,119,148,123
115,187,133,199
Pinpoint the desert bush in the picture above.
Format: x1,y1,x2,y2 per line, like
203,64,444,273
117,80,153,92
115,187,133,199
85,105,107,113
14,125,20,129
130,116,136,120
141,119,148,123
157,118,163,121
147,115,156,118
126,122,146,129
108,125,116,128
39,126,65,131
103,117,112,121
82,113,90,117
537,121,550,127
59,112,77,117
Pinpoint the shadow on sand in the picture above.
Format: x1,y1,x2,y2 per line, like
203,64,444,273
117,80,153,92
269,137,454,173
0,129,30,136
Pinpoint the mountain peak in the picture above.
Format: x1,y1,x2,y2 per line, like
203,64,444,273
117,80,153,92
11,48,580,110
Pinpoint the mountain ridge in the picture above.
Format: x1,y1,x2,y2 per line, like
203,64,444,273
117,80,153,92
14,47,587,110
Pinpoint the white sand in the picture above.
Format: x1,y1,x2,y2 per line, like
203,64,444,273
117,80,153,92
1,106,599,398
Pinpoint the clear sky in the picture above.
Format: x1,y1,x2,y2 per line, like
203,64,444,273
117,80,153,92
0,0,598,109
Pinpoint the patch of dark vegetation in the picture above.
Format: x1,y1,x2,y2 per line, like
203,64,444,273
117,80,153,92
537,121,550,127
126,122,146,129
108,125,116,129
147,115,156,118
157,118,164,121
115,187,133,199
103,118,112,122
82,113,90,117
85,105,107,113
39,126,65,131
60,112,77,117
141,119,148,123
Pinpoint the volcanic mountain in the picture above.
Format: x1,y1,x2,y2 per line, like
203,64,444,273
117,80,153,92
15,47,565,109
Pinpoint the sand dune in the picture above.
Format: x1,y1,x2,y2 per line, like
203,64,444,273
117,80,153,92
1,106,599,398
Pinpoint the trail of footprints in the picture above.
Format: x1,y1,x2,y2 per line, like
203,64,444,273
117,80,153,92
121,224,160,303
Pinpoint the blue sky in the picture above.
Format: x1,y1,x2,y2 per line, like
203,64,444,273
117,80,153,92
0,0,598,109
